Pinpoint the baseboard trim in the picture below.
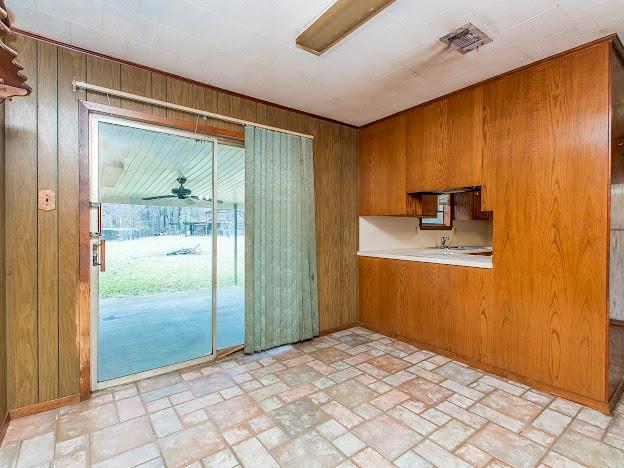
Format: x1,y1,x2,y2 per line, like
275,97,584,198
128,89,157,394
359,322,612,415
609,376,624,413
8,394,81,420
319,322,362,337
0,412,9,445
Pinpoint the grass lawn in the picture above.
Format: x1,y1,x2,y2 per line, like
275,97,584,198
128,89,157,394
100,234,244,298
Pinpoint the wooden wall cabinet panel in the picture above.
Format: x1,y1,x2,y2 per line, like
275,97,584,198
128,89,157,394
482,42,610,402
454,190,491,221
406,87,483,193
358,114,408,216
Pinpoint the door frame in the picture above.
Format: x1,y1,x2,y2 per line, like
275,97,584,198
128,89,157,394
78,100,244,397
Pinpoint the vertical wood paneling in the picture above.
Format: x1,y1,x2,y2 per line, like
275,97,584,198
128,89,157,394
340,126,358,326
86,56,120,106
5,34,39,409
166,79,204,122
119,64,152,112
57,48,86,397
150,73,168,117
217,92,257,124
37,42,59,402
0,102,6,421
4,35,359,411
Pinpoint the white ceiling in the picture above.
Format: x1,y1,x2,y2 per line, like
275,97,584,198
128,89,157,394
7,0,624,126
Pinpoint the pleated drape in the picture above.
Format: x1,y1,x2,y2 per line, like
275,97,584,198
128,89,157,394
244,126,319,354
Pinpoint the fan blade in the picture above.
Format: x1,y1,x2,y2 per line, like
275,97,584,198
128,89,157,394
142,195,176,200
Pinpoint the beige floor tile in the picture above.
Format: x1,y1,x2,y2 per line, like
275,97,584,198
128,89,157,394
370,389,409,411
434,362,483,386
429,419,475,451
400,377,453,406
57,403,118,442
548,398,583,417
470,403,525,433
332,432,365,456
315,419,347,440
16,432,55,468
455,443,492,467
92,442,159,468
540,450,586,468
469,423,547,468
553,428,624,466
137,372,183,394
3,410,58,444
394,450,434,468
149,407,183,437
310,347,349,364
353,414,421,460
272,430,344,467
366,355,411,374
233,436,279,468
388,406,436,436
189,372,237,397
116,395,146,422
207,394,263,430
532,409,573,436
202,448,239,468
272,399,329,436
413,439,471,468
480,389,542,423
90,415,154,464
158,420,225,467
324,380,377,409
276,364,322,387
351,447,394,468
258,426,290,450
320,401,363,429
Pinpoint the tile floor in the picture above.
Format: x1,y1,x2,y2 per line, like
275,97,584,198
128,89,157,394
2,327,624,467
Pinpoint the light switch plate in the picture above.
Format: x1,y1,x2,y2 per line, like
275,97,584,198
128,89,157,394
38,189,56,211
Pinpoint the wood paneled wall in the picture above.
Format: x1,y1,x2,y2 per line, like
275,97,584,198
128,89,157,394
0,101,6,425
3,34,358,411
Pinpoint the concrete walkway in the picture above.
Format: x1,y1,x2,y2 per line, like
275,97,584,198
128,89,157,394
98,286,244,381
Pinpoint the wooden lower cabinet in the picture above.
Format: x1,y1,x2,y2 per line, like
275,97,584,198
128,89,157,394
359,257,490,361
358,256,611,412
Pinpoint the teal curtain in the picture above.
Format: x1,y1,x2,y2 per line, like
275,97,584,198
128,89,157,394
244,126,319,353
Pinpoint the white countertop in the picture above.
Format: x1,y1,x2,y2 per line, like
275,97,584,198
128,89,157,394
357,247,493,269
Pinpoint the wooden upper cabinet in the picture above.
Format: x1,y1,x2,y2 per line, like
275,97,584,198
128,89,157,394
406,86,484,193
358,113,408,215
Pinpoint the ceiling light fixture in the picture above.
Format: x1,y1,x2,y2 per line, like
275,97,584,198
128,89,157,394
296,0,396,55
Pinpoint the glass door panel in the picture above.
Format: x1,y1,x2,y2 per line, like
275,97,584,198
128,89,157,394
216,143,245,350
93,117,216,383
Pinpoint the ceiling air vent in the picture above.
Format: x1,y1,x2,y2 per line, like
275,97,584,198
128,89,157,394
439,23,492,54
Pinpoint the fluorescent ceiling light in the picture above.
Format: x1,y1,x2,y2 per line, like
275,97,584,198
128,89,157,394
296,0,395,55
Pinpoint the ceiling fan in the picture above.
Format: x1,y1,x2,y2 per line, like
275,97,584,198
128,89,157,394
142,177,222,204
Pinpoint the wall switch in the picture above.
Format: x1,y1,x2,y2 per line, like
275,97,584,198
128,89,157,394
38,189,56,211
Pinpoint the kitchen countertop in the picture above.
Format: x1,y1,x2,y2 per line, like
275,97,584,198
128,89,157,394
357,247,493,269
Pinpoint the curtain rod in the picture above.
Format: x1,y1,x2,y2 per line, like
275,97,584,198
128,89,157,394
72,80,315,139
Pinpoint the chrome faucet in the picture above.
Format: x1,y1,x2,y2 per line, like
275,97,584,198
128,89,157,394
440,236,450,249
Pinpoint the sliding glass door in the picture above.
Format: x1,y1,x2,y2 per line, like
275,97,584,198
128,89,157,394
90,115,244,388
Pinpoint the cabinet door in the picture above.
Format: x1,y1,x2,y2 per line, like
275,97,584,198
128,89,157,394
406,87,483,193
358,114,407,215
359,257,399,336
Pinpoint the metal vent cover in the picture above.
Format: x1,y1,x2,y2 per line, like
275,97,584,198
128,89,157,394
439,23,492,54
